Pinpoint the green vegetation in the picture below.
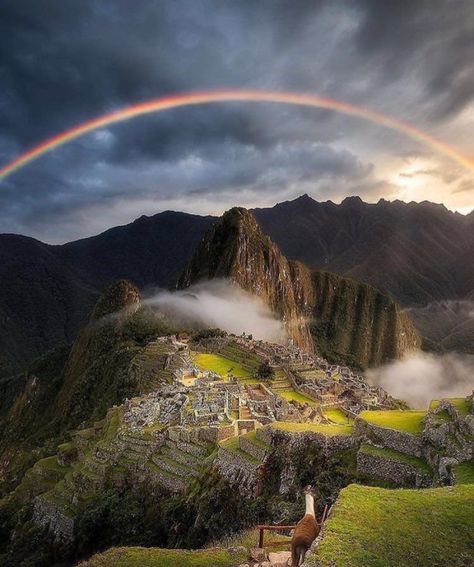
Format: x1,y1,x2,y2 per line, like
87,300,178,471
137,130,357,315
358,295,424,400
359,410,426,435
359,444,432,474
279,390,316,405
453,460,474,485
78,546,247,567
324,408,352,425
309,484,474,567
193,353,253,381
271,421,353,436
429,397,471,416
257,360,274,380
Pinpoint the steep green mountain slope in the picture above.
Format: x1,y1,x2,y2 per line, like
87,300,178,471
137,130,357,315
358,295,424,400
0,281,174,495
178,208,421,367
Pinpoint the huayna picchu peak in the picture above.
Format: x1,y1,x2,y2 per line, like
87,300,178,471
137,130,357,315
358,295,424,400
178,207,421,367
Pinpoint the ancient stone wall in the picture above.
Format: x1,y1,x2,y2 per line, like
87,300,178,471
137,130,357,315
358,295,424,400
33,496,75,541
239,436,269,462
214,446,263,497
354,418,423,456
357,451,432,488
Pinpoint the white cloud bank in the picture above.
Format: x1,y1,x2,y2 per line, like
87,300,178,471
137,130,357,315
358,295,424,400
366,351,474,409
145,279,286,344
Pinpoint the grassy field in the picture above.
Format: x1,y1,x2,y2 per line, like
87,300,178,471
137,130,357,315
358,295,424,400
359,410,426,435
453,460,474,485
193,353,255,381
271,421,353,436
279,390,317,405
323,408,353,425
429,397,471,416
77,546,247,567
309,484,474,567
359,444,432,474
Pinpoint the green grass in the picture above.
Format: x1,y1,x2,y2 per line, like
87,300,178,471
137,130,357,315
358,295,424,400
453,460,474,485
271,421,353,436
359,444,432,474
359,410,426,435
193,353,254,381
429,397,471,416
309,484,474,567
324,408,353,425
77,546,247,567
211,527,291,551
279,390,316,405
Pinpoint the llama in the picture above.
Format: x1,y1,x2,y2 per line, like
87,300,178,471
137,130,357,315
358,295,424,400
291,485,320,567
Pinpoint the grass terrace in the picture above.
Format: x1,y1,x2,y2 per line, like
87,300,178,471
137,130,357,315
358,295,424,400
279,390,316,406
324,408,353,425
78,546,247,567
308,484,474,567
429,397,471,416
359,410,426,435
193,353,257,383
271,421,353,436
359,444,432,474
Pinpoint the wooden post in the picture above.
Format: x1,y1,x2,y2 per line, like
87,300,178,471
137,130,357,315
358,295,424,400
259,527,264,549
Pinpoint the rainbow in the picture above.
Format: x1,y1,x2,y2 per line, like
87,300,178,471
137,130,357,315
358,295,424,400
1,89,473,181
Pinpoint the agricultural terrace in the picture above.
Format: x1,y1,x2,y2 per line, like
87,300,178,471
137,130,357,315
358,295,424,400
192,353,256,382
271,421,353,436
323,408,353,425
429,397,471,416
279,390,316,405
308,484,474,567
359,410,426,435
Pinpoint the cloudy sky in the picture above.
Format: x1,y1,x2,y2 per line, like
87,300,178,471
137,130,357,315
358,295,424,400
1,0,473,243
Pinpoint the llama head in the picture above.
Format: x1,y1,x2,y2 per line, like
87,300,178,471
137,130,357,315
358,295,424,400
303,484,316,497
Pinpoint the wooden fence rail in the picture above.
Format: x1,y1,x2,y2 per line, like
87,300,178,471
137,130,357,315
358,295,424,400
257,504,332,548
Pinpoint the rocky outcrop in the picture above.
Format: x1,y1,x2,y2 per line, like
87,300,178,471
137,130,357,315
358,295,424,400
422,397,474,483
178,208,421,367
357,447,432,488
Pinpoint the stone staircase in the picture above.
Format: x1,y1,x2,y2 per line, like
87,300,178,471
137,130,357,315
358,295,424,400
239,402,252,419
270,375,291,391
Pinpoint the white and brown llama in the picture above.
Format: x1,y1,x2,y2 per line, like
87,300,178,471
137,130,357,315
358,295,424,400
290,485,320,566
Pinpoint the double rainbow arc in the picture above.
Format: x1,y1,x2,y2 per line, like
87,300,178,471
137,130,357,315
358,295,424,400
1,89,473,181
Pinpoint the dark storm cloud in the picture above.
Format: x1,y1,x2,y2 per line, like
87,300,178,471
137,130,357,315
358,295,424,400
0,0,472,241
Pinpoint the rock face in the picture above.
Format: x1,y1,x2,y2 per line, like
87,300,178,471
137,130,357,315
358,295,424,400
178,207,314,352
178,208,421,367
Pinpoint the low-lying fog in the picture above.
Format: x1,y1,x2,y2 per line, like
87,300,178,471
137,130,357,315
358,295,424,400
145,279,286,343
367,351,474,409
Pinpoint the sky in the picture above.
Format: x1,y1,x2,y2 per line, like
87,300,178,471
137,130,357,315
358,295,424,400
0,0,473,243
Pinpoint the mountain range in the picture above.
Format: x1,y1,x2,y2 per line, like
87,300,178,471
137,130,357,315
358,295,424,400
1,195,472,377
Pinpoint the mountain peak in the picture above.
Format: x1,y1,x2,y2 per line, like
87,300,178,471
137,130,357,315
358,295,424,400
91,279,140,321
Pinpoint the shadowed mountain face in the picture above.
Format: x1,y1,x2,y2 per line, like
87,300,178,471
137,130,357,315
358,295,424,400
0,196,471,377
253,195,474,306
178,208,421,367
0,212,214,377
